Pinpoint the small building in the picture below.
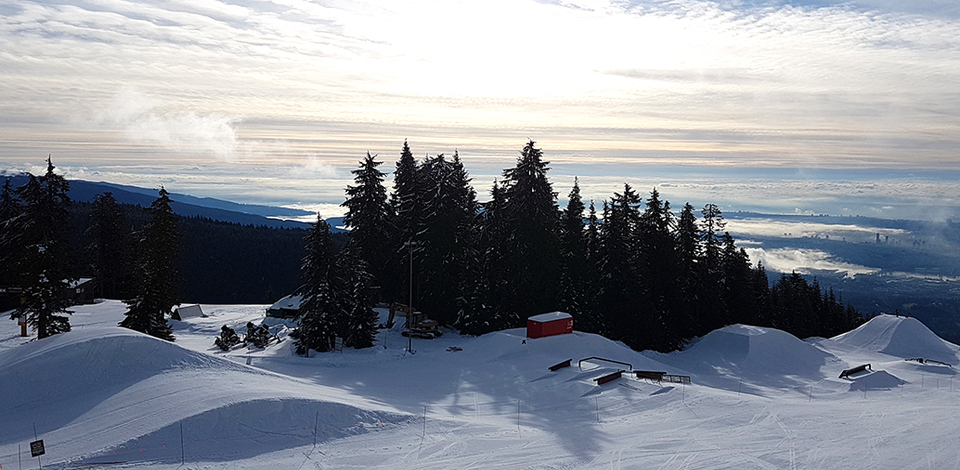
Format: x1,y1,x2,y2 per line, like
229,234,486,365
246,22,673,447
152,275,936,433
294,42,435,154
527,311,573,339
266,294,304,319
172,304,205,320
65,278,96,305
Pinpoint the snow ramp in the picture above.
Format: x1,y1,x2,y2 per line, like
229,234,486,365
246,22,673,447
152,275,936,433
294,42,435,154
829,314,960,365
652,324,836,392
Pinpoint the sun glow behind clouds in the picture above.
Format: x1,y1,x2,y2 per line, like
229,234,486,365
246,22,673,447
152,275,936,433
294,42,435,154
1,0,959,214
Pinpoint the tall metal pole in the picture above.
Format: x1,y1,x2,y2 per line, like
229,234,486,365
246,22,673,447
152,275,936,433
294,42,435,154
406,240,414,353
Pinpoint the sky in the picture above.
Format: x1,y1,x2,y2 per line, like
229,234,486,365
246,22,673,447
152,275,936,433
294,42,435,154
2,0,960,219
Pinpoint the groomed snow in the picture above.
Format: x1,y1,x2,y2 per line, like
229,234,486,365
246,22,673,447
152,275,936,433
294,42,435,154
3,303,960,469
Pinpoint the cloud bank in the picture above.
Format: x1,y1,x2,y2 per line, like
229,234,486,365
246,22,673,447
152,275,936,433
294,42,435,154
1,0,958,212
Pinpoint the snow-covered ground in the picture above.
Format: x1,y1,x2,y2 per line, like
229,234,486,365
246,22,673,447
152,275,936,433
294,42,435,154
3,302,960,469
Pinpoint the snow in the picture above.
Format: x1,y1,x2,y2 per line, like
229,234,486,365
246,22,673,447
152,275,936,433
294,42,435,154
825,313,960,365
4,303,960,469
527,311,572,323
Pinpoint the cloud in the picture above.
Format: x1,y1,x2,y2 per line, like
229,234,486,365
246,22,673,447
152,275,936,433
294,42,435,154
97,89,240,160
2,0,960,211
744,247,881,278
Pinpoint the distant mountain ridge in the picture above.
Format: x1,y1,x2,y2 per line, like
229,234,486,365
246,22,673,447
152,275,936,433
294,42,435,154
2,173,315,230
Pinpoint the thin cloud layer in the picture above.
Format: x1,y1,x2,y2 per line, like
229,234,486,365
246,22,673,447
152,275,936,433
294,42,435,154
0,0,958,211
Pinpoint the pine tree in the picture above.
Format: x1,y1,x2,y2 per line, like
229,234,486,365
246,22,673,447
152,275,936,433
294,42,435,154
291,214,338,355
415,152,477,325
12,159,74,338
334,247,379,349
460,179,516,335
558,179,593,329
120,186,178,341
88,192,127,299
674,203,701,338
497,140,560,321
342,152,394,298
639,188,682,351
719,232,759,326
697,203,727,333
596,184,643,346
292,215,379,353
388,140,423,303
0,179,22,288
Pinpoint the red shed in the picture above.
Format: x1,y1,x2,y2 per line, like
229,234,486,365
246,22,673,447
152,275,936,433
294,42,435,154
527,311,573,338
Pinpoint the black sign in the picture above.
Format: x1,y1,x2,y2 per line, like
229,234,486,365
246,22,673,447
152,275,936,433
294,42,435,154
30,439,45,457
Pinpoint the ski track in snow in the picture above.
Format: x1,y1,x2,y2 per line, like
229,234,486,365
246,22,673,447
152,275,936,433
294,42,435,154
4,302,960,469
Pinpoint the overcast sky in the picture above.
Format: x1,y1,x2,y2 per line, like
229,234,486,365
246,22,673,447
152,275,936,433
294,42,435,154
2,0,959,219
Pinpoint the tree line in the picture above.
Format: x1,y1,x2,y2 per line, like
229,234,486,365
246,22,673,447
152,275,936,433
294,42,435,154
2,146,863,351
311,140,863,353
1,160,311,340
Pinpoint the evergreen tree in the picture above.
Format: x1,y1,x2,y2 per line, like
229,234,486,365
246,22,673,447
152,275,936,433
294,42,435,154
120,186,178,341
586,200,600,264
333,246,379,348
12,159,74,338
596,185,643,346
496,140,561,321
388,140,423,303
674,202,701,338
391,140,421,240
415,152,477,325
558,179,596,330
291,215,337,354
0,179,22,288
342,152,394,298
459,179,516,335
88,192,128,299
639,188,682,351
697,203,728,333
719,232,760,326
291,215,379,354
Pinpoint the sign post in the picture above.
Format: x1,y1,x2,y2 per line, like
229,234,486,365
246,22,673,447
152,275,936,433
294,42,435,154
30,439,44,469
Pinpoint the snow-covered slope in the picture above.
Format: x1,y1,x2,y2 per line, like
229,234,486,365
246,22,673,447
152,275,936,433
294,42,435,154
4,303,960,469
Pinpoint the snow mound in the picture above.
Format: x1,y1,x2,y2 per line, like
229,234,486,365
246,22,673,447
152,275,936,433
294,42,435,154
685,325,832,375
0,327,405,465
830,314,960,365
847,370,906,392
653,324,836,393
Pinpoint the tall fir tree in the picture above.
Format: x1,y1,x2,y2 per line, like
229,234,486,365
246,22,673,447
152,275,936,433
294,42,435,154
596,184,643,346
698,203,728,333
674,202,701,338
496,140,561,322
120,186,178,341
333,246,379,348
415,152,477,325
291,214,338,355
388,140,423,303
459,179,516,335
0,179,22,288
342,152,394,299
12,159,74,338
88,192,128,299
292,215,379,353
639,188,683,351
558,178,596,330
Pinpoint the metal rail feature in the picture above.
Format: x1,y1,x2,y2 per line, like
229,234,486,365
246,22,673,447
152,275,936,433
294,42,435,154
578,357,633,372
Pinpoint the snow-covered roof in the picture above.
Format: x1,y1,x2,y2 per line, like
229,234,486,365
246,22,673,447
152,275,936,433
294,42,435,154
527,311,572,323
268,294,304,311
67,278,94,288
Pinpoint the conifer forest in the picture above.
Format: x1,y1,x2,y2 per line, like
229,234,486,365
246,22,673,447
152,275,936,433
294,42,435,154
0,142,863,351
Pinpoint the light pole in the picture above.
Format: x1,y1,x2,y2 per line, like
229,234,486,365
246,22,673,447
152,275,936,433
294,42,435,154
403,240,418,353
